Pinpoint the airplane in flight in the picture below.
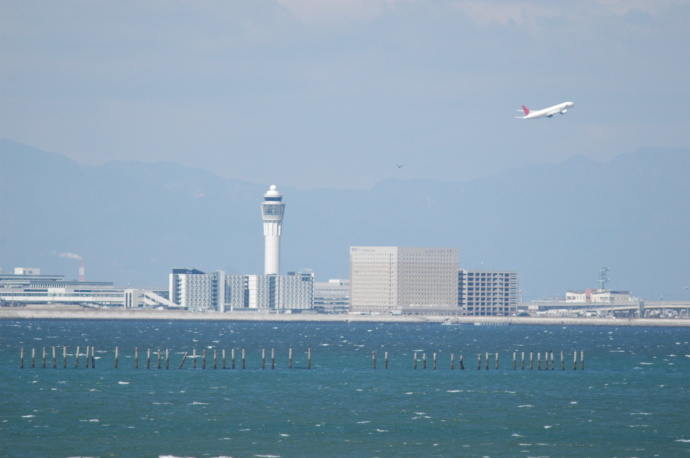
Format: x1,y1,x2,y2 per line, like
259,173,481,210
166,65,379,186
516,101,575,119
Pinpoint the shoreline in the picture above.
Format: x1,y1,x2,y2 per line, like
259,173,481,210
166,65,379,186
1,308,689,327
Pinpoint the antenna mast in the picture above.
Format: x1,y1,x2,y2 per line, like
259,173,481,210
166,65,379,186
598,267,609,290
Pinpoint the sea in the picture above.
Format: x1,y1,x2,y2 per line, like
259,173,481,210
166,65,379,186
1,319,689,457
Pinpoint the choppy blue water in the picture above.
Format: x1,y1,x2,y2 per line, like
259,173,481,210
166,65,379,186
1,320,689,457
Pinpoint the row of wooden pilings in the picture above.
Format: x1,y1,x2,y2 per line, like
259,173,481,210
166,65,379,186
19,347,311,370
373,350,585,370
19,347,585,370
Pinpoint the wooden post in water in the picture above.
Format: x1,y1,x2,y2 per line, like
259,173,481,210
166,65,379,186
115,347,119,369
213,349,217,370
521,351,525,370
31,348,36,368
537,352,541,370
308,348,312,369
413,352,417,369
20,347,24,369
495,353,499,370
75,346,80,368
146,348,151,370
422,353,427,369
561,351,564,370
573,351,577,370
91,347,95,368
385,351,389,369
242,349,246,369
460,354,465,370
42,347,47,369
262,349,266,370
450,353,455,370
166,349,170,369
485,352,489,370
513,352,516,370
179,352,188,369
550,351,555,370
529,351,533,370
232,349,236,369
202,349,206,370
63,346,67,369
288,348,292,369
85,346,90,369
134,347,139,369
271,348,275,370
193,349,197,369
433,352,437,370
222,349,226,369
372,351,376,369
157,349,162,369
477,353,481,370
52,347,57,369
581,351,585,370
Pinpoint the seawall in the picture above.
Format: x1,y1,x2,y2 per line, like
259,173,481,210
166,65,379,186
1,308,689,327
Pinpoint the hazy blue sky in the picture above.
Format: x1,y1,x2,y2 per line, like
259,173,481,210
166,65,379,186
2,0,689,189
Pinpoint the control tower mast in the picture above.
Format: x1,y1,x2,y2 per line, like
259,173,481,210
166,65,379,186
261,185,285,275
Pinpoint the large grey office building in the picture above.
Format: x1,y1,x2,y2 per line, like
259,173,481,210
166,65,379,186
349,246,459,314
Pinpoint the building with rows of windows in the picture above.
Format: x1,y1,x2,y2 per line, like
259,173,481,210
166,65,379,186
457,269,518,316
169,268,313,312
349,246,459,314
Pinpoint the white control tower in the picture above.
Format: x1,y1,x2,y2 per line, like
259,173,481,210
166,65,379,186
261,185,285,275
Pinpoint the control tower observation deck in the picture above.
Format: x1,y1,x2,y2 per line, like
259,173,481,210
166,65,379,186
261,185,285,275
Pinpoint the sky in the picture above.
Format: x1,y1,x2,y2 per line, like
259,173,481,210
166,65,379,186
1,0,689,189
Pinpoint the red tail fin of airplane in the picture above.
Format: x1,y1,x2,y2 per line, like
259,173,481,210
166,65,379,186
521,105,530,115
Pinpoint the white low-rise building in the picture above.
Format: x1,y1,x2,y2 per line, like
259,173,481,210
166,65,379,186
169,269,313,312
566,289,636,305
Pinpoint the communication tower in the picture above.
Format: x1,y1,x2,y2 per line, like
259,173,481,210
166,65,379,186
598,267,609,290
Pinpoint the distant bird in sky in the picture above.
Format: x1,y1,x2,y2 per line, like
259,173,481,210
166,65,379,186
397,164,404,169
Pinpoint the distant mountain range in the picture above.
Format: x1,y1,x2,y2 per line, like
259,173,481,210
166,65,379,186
1,138,689,300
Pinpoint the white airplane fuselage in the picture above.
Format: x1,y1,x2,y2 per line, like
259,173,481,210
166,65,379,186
518,101,575,119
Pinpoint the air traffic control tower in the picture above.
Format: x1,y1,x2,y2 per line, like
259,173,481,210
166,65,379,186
261,185,285,275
